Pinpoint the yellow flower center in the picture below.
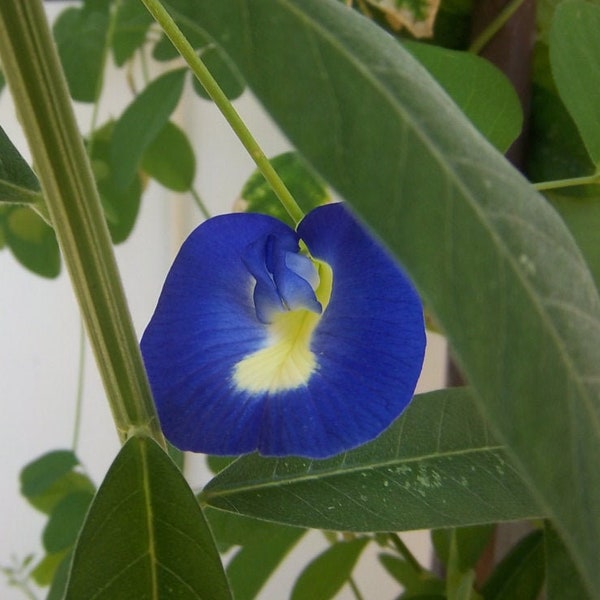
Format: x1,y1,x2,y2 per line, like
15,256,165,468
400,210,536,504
233,259,333,393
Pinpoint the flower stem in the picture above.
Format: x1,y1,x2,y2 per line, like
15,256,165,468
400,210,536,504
190,186,211,220
0,0,164,446
469,0,527,54
139,0,305,225
533,172,600,192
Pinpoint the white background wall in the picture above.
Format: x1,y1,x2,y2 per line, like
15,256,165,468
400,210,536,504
0,4,446,598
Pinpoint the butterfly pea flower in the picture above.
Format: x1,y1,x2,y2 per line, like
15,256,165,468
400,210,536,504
141,203,426,458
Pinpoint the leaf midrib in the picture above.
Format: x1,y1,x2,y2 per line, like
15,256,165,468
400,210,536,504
203,444,513,499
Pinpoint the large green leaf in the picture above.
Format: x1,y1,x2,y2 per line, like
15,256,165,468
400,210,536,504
202,389,540,531
193,2,600,592
110,68,186,190
64,436,231,600
550,1,600,166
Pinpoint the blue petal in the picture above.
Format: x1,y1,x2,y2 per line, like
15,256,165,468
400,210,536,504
141,213,297,454
141,203,426,458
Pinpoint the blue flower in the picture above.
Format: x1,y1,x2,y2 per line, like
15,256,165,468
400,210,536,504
141,203,425,458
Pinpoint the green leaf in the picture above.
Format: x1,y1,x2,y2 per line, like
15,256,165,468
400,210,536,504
47,551,73,600
202,389,540,532
43,491,94,554
148,4,245,98
64,436,231,600
194,2,600,592
548,193,600,292
191,44,245,101
141,120,196,192
20,450,79,499
110,68,186,190
90,121,142,244
0,124,41,204
53,0,109,103
240,151,329,227
27,471,96,516
550,1,600,166
404,42,522,153
2,205,61,277
431,525,494,571
291,537,368,600
206,508,305,600
378,554,444,597
481,529,545,600
544,522,591,600
112,0,154,66
31,549,69,587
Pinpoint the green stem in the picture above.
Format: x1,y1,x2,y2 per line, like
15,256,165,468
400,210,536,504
140,0,305,225
469,0,527,54
190,186,211,220
72,320,86,452
388,533,424,573
348,576,365,600
0,0,164,446
533,172,600,192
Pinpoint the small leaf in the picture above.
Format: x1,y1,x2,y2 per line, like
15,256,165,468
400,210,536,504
191,44,245,101
90,121,142,244
481,529,545,600
202,389,541,532
378,554,444,596
432,525,495,571
112,0,154,66
141,121,196,192
0,124,41,204
31,549,69,587
405,42,522,153
550,1,600,165
53,0,110,103
64,436,232,600
27,471,96,516
47,551,73,600
20,450,79,499
111,68,186,190
206,509,305,600
3,206,60,277
43,491,94,554
240,151,329,227
291,538,369,600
